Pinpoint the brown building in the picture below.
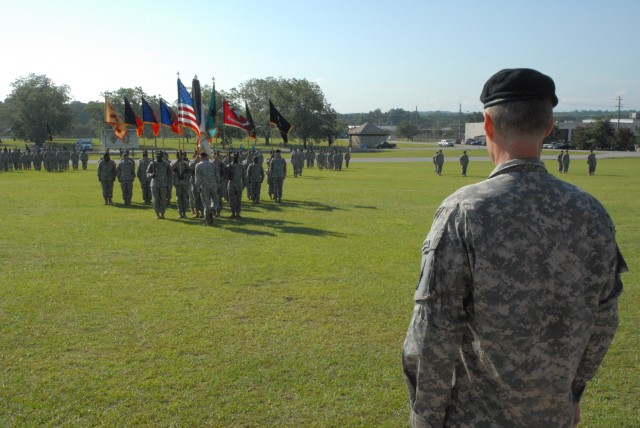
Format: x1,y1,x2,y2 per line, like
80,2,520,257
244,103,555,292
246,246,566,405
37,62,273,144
348,122,390,148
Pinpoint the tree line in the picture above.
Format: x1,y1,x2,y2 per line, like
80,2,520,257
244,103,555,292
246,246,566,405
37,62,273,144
0,74,342,148
0,73,636,151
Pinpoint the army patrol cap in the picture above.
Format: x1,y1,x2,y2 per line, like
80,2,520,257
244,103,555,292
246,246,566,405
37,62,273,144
480,68,558,108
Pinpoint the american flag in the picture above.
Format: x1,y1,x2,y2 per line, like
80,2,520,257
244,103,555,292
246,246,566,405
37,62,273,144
177,78,200,138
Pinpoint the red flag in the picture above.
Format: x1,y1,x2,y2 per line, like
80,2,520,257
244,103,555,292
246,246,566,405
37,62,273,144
223,100,253,131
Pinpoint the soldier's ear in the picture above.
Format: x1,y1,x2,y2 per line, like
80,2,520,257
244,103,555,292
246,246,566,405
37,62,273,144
484,112,494,140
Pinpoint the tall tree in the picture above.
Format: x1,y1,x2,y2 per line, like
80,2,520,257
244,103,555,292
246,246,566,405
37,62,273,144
3,74,72,146
397,120,419,140
232,77,339,147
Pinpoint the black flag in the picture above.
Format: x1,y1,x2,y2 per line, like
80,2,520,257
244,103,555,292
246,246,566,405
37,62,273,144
269,99,292,143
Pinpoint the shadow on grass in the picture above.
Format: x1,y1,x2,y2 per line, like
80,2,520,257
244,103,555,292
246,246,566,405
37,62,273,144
220,216,347,237
261,199,346,212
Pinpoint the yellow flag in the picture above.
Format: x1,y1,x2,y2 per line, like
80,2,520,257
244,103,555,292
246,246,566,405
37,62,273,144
104,96,128,140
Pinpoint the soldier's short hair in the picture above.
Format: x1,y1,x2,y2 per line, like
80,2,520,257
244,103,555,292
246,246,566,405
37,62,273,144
486,99,553,138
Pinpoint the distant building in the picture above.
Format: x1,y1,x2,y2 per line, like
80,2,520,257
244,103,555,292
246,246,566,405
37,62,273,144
348,122,390,148
465,113,640,143
556,115,639,141
464,122,486,142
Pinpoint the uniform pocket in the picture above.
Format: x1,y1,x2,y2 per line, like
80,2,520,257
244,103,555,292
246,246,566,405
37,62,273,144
414,206,452,302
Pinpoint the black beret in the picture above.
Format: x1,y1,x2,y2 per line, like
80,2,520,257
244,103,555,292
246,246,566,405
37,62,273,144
480,68,558,108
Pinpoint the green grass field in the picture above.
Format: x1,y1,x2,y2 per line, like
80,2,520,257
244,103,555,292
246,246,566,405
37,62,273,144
0,152,637,427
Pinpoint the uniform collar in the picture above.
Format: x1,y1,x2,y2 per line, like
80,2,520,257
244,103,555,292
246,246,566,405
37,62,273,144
489,158,547,178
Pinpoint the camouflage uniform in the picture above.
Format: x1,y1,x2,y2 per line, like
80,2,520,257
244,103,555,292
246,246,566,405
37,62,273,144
194,156,220,224
12,149,20,170
137,154,152,204
459,151,469,176
344,151,350,168
246,158,265,203
557,151,563,172
34,151,43,171
80,150,89,170
70,150,80,170
433,150,444,175
268,152,287,203
97,154,117,204
562,151,570,174
116,153,136,205
587,151,597,175
146,154,172,219
171,154,191,218
403,159,626,427
226,159,245,217
1,148,10,171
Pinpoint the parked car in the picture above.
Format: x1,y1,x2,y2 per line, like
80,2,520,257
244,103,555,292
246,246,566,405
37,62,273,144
466,139,484,146
376,141,396,149
543,141,572,149
553,141,573,149
438,139,455,147
75,138,93,151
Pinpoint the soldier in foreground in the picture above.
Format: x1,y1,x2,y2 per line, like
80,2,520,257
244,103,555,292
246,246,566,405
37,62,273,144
402,68,626,427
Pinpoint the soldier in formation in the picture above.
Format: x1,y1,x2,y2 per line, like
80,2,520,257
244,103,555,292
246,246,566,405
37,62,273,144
226,153,245,218
268,149,287,203
194,151,220,226
246,155,265,203
291,149,304,177
146,151,171,219
80,149,89,170
33,150,43,171
97,151,117,205
171,151,191,218
1,148,10,171
70,149,80,170
137,150,152,205
116,150,136,205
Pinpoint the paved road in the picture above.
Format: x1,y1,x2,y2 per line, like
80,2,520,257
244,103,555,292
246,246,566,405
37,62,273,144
352,148,640,163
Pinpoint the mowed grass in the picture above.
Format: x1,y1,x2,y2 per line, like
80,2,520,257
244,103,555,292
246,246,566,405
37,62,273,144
0,154,638,427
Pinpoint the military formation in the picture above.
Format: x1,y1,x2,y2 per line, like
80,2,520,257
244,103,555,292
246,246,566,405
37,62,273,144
0,146,90,172
88,145,352,225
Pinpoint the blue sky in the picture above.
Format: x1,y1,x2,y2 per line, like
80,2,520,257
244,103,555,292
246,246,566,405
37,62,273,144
2,0,640,114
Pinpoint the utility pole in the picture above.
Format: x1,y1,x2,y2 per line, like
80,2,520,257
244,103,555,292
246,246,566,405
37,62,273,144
458,103,462,142
616,96,622,131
